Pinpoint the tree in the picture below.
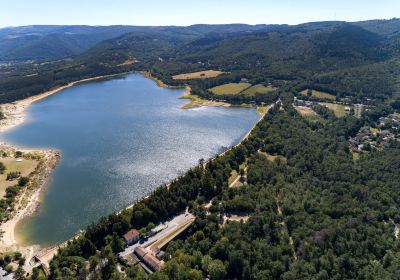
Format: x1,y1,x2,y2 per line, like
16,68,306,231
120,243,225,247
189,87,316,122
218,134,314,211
146,222,156,232
80,238,97,258
207,259,227,280
31,267,40,280
0,162,5,174
89,255,100,271
14,266,25,280
6,171,20,181
110,232,125,253
201,255,212,272
18,177,29,187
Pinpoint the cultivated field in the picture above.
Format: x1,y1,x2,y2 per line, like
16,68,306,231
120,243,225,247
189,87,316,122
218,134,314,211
301,89,336,100
209,83,251,95
172,70,224,80
242,84,276,95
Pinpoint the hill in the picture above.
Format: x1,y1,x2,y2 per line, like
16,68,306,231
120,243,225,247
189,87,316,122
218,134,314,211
1,20,400,104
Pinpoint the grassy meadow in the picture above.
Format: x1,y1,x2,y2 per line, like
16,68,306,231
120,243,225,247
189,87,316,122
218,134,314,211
320,102,349,117
172,70,224,80
0,158,37,196
242,84,276,96
301,89,336,100
209,83,252,95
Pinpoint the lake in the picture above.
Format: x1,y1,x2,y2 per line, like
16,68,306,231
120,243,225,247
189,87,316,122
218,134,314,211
2,74,260,245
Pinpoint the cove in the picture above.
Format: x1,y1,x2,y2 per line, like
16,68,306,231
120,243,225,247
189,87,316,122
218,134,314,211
1,74,260,245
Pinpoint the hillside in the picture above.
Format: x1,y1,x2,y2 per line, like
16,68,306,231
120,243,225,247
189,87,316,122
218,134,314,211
0,25,169,61
0,24,279,62
75,20,400,103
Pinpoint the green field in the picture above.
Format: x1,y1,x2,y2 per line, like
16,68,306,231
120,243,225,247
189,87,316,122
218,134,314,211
301,89,336,100
172,70,224,80
242,84,276,95
320,102,348,118
0,157,37,196
209,83,251,95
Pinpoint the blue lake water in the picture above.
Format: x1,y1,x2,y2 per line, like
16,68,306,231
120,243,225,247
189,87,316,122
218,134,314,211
1,74,259,245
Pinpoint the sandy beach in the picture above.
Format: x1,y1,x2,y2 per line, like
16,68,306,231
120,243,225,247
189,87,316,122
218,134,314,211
179,86,231,109
0,145,59,272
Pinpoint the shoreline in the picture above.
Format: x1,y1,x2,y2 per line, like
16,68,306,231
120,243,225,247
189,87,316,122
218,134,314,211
120,104,272,212
179,87,232,109
142,71,232,109
0,145,60,263
0,73,127,265
0,72,129,134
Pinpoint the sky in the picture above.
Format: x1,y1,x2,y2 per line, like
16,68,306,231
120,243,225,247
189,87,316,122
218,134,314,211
0,0,399,28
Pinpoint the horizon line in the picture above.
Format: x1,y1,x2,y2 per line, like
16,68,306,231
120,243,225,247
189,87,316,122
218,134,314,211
1,17,399,29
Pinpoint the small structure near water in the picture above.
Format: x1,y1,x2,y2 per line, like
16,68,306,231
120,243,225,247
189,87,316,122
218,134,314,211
123,229,140,245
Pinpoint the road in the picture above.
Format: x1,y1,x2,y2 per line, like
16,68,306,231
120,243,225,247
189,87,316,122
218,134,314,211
119,212,195,258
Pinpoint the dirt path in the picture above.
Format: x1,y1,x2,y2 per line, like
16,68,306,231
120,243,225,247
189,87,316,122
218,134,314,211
276,199,297,260
229,174,241,188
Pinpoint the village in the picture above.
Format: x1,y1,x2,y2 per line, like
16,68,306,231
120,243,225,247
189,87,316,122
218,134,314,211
350,113,400,154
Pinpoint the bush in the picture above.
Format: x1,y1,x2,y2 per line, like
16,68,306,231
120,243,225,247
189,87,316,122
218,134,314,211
6,171,20,181
18,177,29,187
0,162,5,174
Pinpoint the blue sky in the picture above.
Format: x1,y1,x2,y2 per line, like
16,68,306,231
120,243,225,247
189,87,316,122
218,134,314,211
0,0,399,27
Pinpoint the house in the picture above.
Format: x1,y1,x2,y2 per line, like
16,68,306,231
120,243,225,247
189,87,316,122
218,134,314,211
123,229,140,245
143,253,164,271
134,246,148,258
134,246,164,272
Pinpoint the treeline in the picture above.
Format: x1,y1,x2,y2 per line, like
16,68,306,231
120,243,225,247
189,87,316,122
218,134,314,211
0,62,137,104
